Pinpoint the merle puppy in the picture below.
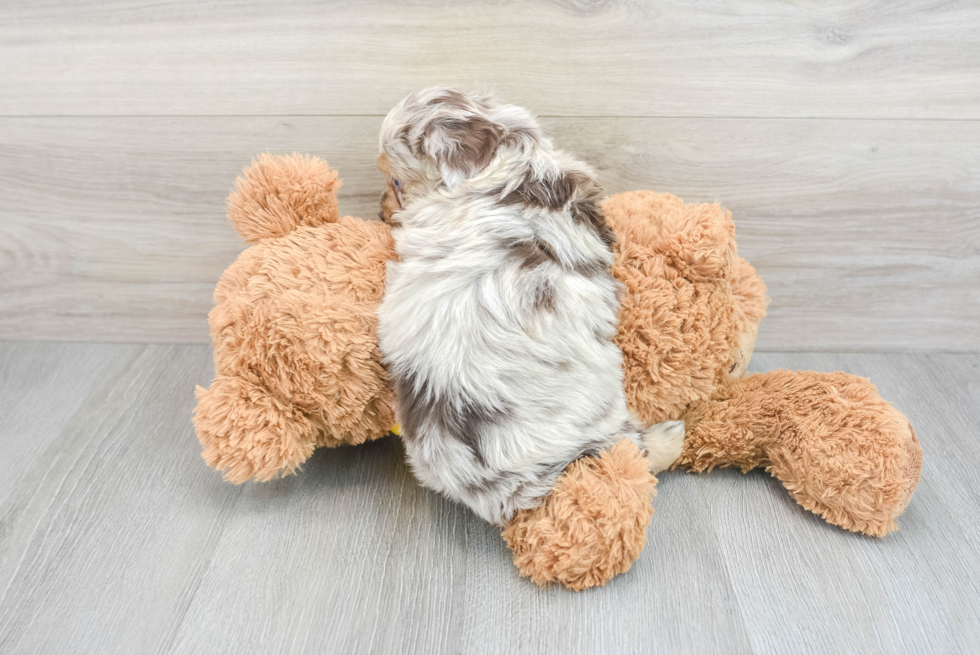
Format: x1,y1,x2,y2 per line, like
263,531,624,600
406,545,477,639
376,87,684,525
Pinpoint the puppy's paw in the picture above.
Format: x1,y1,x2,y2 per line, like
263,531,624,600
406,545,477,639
642,420,685,473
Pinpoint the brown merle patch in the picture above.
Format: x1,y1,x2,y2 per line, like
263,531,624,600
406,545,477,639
424,115,504,177
502,172,576,210
571,196,615,249
426,89,469,109
465,459,569,505
510,237,559,270
531,280,558,313
565,171,614,249
501,170,615,251
573,256,609,278
395,371,507,466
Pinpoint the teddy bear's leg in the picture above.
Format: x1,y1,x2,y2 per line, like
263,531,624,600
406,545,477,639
194,376,320,484
677,370,922,537
501,439,656,591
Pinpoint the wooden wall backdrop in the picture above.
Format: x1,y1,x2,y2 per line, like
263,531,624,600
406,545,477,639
1,0,978,350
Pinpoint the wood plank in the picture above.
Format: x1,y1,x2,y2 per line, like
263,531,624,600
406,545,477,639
0,342,143,500
0,343,244,654
1,1,979,119
168,446,753,654
1,116,977,350
1,345,978,653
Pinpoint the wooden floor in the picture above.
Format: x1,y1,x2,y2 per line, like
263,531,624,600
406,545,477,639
0,342,977,654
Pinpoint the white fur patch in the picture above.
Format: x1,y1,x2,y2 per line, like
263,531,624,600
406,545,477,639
642,421,686,473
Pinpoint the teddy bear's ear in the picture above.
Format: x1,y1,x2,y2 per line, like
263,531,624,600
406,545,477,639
226,153,341,243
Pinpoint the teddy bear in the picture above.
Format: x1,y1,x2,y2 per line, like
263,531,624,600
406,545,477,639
194,153,922,591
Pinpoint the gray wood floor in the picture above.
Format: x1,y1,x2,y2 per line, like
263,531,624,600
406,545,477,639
0,342,977,654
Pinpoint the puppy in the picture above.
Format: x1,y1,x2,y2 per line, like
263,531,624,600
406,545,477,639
377,87,684,525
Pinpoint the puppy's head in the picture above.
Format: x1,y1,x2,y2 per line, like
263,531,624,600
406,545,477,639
378,87,541,222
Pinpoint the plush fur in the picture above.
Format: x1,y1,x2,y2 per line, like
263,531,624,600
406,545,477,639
375,88,682,525
227,152,343,243
194,148,921,591
605,191,767,421
194,154,396,483
502,439,656,590
678,370,922,537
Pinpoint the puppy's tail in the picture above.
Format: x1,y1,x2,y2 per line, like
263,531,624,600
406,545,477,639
641,420,686,473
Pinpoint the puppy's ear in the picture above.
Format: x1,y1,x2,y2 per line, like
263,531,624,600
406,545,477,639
422,113,505,187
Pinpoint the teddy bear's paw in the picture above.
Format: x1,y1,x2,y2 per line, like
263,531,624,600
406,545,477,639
501,440,655,591
193,376,319,483
642,420,686,473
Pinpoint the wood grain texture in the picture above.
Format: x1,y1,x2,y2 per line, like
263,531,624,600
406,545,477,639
1,116,977,350
0,343,243,655
2,1,979,119
0,344,977,654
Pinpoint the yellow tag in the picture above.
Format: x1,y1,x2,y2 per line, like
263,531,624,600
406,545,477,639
390,423,402,436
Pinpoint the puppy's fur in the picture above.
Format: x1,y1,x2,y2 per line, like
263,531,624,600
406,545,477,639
377,88,683,525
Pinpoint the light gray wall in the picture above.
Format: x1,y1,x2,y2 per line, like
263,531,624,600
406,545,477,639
1,1,977,351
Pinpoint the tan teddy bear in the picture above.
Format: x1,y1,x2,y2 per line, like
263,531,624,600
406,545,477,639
194,154,395,482
194,153,922,591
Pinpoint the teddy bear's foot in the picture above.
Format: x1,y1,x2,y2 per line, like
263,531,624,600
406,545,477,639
501,440,656,591
679,369,923,537
771,417,922,538
194,376,320,483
